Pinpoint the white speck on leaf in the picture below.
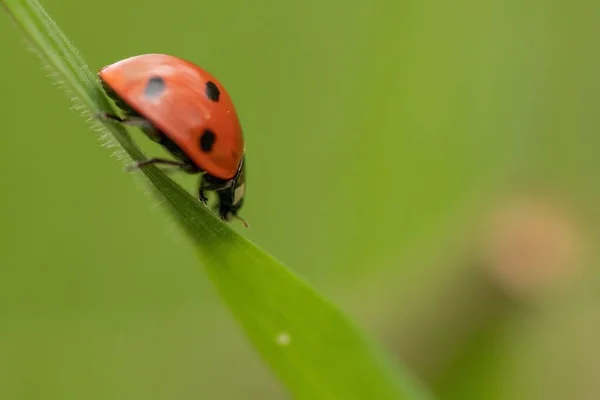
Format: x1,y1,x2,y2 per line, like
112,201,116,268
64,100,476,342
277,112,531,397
275,331,291,347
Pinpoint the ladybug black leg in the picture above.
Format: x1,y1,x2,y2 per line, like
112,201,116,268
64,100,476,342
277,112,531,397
198,190,209,205
96,112,152,128
126,158,190,172
198,176,230,205
96,112,125,122
198,182,215,204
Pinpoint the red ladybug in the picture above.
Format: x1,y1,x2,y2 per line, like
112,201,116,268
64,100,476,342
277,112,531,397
97,54,247,226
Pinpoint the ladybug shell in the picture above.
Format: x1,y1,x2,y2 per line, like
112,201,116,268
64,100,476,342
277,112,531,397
99,54,244,180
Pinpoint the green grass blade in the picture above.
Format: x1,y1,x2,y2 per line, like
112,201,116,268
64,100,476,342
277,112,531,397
1,1,433,398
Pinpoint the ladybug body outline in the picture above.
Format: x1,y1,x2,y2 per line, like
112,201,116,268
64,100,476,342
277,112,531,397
98,54,246,224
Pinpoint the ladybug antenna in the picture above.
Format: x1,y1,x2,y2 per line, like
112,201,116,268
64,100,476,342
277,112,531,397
234,215,249,228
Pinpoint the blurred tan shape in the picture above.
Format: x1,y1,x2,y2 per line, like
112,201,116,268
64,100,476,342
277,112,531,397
480,193,587,299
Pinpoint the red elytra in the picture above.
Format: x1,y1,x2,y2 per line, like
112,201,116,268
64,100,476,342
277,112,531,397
98,53,244,180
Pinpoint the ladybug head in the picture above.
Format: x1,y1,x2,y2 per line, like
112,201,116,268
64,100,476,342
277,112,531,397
215,157,247,227
217,197,246,227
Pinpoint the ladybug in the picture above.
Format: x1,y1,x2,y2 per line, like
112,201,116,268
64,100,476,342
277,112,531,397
97,54,247,226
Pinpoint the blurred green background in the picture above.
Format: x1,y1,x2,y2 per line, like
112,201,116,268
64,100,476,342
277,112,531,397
1,0,600,398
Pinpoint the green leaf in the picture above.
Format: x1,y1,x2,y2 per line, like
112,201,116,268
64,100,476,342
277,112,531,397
0,1,433,398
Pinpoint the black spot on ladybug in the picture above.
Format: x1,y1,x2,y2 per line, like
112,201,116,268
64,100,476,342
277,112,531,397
144,76,165,98
205,81,220,102
200,129,216,152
